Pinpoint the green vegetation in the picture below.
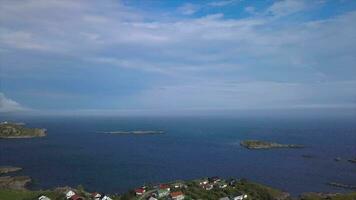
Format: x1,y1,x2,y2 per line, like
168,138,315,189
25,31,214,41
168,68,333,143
179,179,290,200
240,140,304,149
0,123,46,138
0,189,63,200
300,192,356,200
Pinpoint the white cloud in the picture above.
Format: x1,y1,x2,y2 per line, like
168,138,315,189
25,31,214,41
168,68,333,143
208,0,239,7
244,6,256,15
0,0,355,111
0,93,26,113
178,3,200,15
267,0,307,17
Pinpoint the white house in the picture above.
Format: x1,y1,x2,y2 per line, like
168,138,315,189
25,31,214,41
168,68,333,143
232,194,248,200
199,180,208,185
101,195,113,200
203,184,213,191
66,190,76,199
218,183,227,189
148,197,158,200
38,195,51,200
92,192,101,200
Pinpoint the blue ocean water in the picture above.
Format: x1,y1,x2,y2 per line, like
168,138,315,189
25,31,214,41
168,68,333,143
0,116,355,195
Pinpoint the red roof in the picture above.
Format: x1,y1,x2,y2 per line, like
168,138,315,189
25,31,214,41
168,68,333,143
70,195,84,200
135,188,145,193
170,191,183,197
159,184,170,189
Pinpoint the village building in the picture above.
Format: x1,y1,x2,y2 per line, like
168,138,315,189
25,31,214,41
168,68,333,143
135,188,146,196
92,192,101,200
159,184,171,191
66,190,76,199
202,184,214,191
172,182,186,189
209,176,221,184
170,191,185,200
70,194,84,200
232,194,248,200
198,179,209,185
38,195,51,200
147,197,158,200
218,182,228,189
101,195,113,200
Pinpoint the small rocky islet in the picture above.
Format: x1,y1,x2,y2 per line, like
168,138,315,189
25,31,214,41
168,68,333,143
240,140,304,150
0,122,46,139
102,130,165,135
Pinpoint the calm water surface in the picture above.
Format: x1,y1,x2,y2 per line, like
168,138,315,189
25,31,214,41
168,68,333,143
0,116,355,195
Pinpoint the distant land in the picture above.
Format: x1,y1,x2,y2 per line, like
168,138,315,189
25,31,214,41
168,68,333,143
240,140,304,150
101,130,165,135
0,122,46,139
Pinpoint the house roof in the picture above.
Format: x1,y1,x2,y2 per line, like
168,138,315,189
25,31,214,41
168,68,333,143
92,192,101,197
135,188,145,193
159,184,170,189
170,191,183,197
70,195,84,200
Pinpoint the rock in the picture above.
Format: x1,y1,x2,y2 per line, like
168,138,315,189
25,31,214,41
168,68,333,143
240,140,304,149
0,123,46,138
0,166,22,174
0,176,32,190
327,182,356,190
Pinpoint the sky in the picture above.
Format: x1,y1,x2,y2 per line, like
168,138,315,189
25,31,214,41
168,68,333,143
0,0,356,116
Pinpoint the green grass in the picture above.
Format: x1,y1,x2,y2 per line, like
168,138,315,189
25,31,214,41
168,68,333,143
0,189,64,200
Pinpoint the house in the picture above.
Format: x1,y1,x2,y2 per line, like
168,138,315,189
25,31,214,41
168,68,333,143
92,192,101,200
156,189,170,198
159,184,171,191
38,195,51,200
147,197,158,200
170,191,185,200
101,195,113,200
218,182,227,189
198,179,209,185
66,190,76,199
135,188,146,196
232,194,248,200
70,194,84,200
228,179,237,186
172,182,186,189
219,197,229,200
208,176,221,184
202,184,213,191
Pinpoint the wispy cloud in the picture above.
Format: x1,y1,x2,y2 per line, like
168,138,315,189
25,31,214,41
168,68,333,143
208,0,239,7
266,0,307,17
0,0,355,113
178,3,200,15
0,93,27,113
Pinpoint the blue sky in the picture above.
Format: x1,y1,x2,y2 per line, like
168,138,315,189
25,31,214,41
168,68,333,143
0,0,355,115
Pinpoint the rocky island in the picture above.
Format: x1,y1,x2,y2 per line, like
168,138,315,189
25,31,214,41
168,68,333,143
0,166,22,175
0,122,46,138
240,140,304,149
102,130,164,135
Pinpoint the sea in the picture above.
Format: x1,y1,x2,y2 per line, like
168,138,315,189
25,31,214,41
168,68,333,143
0,115,355,196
